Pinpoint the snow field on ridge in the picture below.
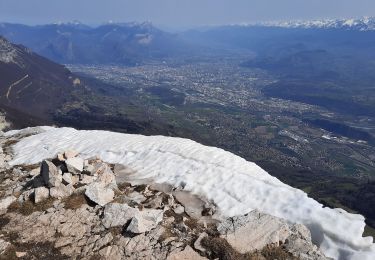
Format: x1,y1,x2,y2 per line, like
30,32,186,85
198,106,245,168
6,126,375,260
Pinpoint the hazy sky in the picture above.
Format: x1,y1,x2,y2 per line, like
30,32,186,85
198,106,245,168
0,0,374,28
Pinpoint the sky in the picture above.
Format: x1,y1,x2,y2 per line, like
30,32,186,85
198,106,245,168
0,0,374,28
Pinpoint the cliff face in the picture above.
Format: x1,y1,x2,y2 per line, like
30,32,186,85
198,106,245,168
0,126,373,259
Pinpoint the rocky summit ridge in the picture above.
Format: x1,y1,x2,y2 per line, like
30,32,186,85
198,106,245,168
0,128,328,259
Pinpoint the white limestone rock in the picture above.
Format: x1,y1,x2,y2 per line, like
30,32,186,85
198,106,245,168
65,157,84,174
34,186,49,203
102,203,139,228
127,209,164,234
85,182,114,206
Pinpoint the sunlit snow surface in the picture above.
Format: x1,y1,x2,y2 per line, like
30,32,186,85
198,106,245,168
6,127,375,260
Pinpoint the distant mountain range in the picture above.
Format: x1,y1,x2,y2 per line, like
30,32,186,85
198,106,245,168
0,22,189,65
241,17,375,31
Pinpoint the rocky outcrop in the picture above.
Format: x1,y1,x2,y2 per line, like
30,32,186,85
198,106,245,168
218,210,328,259
0,132,329,259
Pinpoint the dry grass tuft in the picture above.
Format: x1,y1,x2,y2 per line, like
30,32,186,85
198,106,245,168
201,236,297,260
8,197,56,216
62,193,89,210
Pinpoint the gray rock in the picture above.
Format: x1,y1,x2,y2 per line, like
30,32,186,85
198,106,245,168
65,157,84,174
85,182,114,206
34,187,49,203
41,160,62,188
127,209,164,234
173,190,205,219
102,203,139,228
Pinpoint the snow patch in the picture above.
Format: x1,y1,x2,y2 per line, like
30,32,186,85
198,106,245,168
7,126,375,260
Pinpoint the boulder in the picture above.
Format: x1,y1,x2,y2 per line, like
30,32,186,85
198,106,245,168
0,195,16,214
85,183,114,206
217,210,293,253
102,203,139,228
41,160,62,188
126,209,164,234
65,157,84,174
34,187,49,203
50,184,75,199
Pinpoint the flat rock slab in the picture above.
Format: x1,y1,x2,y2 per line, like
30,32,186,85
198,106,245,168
172,190,205,219
218,210,291,254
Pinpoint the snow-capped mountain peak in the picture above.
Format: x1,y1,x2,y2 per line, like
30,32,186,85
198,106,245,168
254,17,375,31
